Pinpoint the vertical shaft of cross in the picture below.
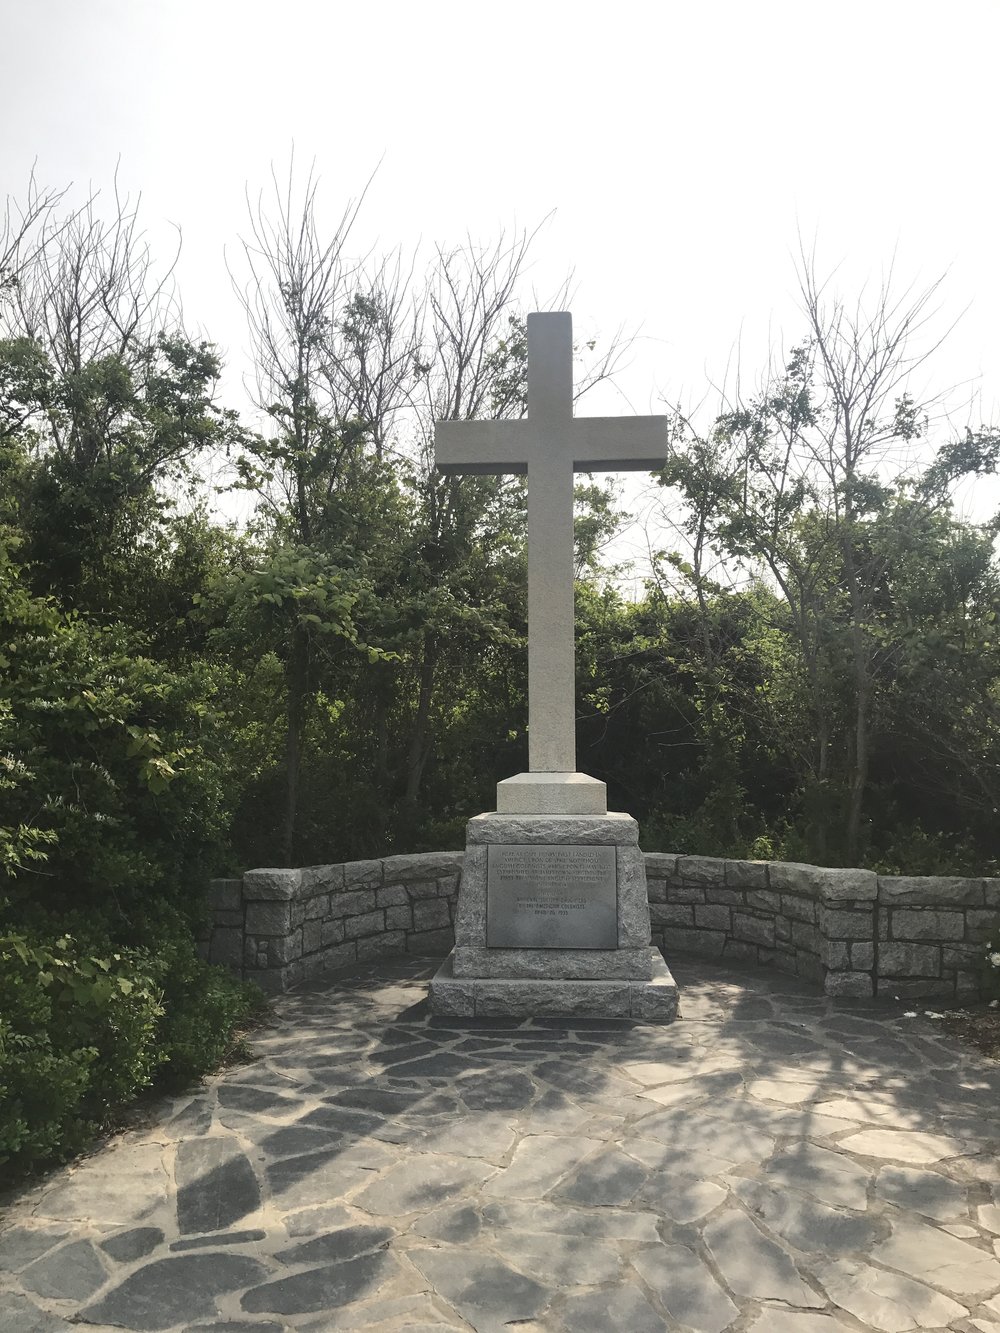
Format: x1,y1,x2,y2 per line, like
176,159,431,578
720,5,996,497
526,313,576,772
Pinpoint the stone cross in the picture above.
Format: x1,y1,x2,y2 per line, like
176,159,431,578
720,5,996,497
436,312,668,778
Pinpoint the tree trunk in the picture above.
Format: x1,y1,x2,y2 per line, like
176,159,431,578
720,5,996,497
403,640,437,808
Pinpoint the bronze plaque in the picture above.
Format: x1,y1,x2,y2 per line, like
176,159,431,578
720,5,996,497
486,844,617,949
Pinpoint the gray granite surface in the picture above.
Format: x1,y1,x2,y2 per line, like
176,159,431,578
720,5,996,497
2,957,1000,1331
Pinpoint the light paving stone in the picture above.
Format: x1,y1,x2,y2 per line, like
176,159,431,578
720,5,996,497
557,1284,668,1333
631,1109,775,1168
413,1113,516,1163
34,1143,169,1226
702,1211,825,1306
0,1226,70,1271
20,1238,108,1300
354,1154,496,1216
481,1134,601,1199
481,1198,660,1241
0,1292,71,1332
241,1252,400,1316
838,1128,967,1163
407,1247,550,1331
763,1142,871,1209
812,1256,969,1330
491,1229,621,1286
551,1146,647,1205
874,1166,968,1220
636,1169,727,1223
731,1179,880,1254
871,1218,1000,1297
980,1204,1000,1234
745,1313,854,1333
631,1243,740,1333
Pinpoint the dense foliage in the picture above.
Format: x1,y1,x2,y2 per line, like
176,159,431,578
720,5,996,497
1,174,998,1177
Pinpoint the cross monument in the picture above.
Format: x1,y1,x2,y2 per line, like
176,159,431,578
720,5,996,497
436,312,668,814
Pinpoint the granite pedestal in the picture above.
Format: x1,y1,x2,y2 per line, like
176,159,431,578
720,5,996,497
430,807,678,1022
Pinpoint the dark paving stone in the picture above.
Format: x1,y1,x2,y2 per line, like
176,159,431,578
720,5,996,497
21,1238,108,1300
171,1228,267,1251
258,1125,346,1158
176,1139,261,1235
732,1179,883,1253
326,1087,425,1115
0,1226,69,1272
190,1323,284,1332
299,1105,386,1135
100,1227,165,1263
409,1247,549,1329
0,1291,71,1331
241,1251,396,1315
216,1084,299,1113
81,1253,266,1330
275,1224,393,1265
460,1071,535,1111
382,1051,486,1079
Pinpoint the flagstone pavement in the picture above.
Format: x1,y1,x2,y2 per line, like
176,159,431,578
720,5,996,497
3,957,1000,1333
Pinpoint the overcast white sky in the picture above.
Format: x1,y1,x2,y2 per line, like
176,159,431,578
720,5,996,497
3,0,998,556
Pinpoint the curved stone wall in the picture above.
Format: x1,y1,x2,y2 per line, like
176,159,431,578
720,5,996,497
206,851,999,999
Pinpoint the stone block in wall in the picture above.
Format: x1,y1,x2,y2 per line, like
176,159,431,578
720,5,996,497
413,899,451,932
209,928,244,969
775,917,792,943
879,908,890,940
301,919,322,954
382,851,464,881
291,902,307,928
252,966,294,995
793,921,821,953
644,852,678,877
825,972,874,998
733,914,775,948
956,971,981,995
332,889,378,917
669,885,707,904
213,909,243,928
406,879,443,901
243,868,302,901
357,931,407,961
377,884,409,908
646,878,667,903
879,942,941,977
746,889,781,913
677,855,726,885
968,910,999,934
665,927,725,957
303,894,331,920
246,939,268,969
209,879,242,911
300,864,345,893
985,880,1000,908
407,928,454,955
723,939,758,964
316,942,357,972
826,941,850,970
780,894,816,923
892,909,965,941
878,876,984,907
822,908,873,940
344,859,382,888
650,903,694,927
694,904,732,931
343,910,385,940
321,919,346,946
245,901,292,935
266,929,302,966
942,942,985,969
851,942,874,970
768,861,876,902
725,860,768,889
437,874,461,897
705,888,743,906
385,905,414,932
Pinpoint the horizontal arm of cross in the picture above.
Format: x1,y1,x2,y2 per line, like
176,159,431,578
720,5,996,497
567,416,670,471
435,419,531,475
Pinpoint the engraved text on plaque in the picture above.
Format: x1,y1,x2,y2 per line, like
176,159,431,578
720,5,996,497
486,844,617,949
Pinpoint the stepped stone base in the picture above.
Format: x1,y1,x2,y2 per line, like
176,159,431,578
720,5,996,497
430,947,678,1021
